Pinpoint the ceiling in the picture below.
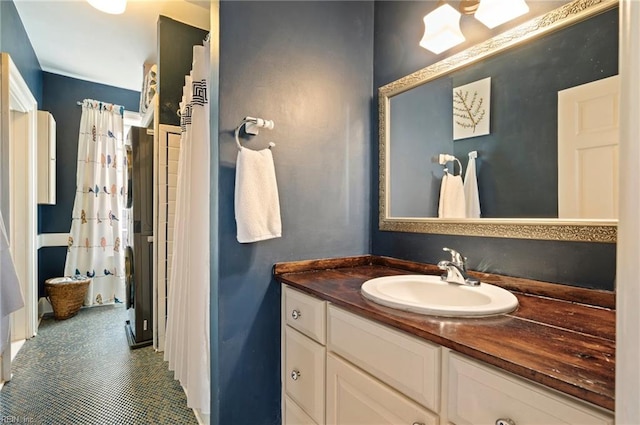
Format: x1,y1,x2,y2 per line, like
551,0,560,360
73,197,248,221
14,0,210,92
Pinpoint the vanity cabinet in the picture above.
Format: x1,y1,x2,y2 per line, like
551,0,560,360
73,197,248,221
282,286,327,425
281,284,613,425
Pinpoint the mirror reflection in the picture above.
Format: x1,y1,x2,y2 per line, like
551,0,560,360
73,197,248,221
387,6,618,221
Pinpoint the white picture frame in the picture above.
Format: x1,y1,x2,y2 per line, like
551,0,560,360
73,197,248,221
453,77,491,140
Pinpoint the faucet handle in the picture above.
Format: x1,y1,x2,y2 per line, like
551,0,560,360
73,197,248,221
443,247,466,269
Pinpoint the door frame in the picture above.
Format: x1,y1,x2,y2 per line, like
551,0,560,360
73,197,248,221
617,1,640,422
0,53,38,381
154,124,181,351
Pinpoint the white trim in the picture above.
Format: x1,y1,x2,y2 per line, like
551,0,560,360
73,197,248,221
38,297,53,317
154,124,181,352
616,1,640,422
37,233,70,249
4,54,38,342
193,408,210,425
123,110,142,141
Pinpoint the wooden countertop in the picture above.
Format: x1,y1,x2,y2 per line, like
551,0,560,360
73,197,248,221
274,255,615,412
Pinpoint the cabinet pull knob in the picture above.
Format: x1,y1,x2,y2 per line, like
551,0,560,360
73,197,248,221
291,309,301,320
291,369,301,381
496,419,516,425
412,422,425,425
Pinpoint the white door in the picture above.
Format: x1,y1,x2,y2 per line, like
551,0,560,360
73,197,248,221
153,124,181,351
558,75,619,219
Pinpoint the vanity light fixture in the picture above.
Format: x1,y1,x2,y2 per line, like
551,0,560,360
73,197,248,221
420,0,529,54
475,0,530,29
87,0,127,14
419,3,465,55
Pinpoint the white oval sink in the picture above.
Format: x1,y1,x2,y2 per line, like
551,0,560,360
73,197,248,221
361,275,518,317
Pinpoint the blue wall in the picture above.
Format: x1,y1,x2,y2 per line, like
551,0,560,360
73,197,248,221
215,1,373,423
371,1,616,291
37,72,139,296
0,0,42,104
157,16,208,126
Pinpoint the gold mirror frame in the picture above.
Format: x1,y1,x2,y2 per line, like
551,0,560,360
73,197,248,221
379,0,618,243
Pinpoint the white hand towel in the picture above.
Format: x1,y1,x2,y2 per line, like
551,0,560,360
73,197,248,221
438,172,466,218
235,147,282,243
464,151,481,218
0,210,24,355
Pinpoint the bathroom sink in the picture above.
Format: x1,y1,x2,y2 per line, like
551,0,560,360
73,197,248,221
361,275,518,317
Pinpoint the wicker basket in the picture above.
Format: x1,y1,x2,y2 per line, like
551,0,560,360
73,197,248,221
45,277,91,320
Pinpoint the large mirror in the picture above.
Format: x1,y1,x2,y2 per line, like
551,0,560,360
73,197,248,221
380,0,618,243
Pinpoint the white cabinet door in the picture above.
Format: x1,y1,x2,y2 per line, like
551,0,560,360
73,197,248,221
37,110,56,205
285,396,318,425
285,327,326,424
446,352,613,425
326,353,438,425
327,305,441,412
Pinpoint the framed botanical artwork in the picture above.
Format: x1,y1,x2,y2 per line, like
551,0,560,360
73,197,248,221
453,77,490,140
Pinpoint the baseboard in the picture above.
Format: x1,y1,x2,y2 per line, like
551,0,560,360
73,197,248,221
193,408,210,425
38,297,53,317
182,385,210,424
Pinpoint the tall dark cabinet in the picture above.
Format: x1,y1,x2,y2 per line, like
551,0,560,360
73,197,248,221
125,126,154,348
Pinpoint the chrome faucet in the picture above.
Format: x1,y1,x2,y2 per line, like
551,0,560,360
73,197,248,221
437,247,480,287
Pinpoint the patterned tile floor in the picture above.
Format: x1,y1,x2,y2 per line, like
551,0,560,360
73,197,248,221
0,305,198,425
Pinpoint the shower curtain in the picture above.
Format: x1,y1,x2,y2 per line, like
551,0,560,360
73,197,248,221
64,99,126,306
164,41,210,414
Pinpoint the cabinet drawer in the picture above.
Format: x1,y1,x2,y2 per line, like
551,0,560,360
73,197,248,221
446,352,613,425
327,305,440,412
284,327,325,424
284,285,326,344
327,353,439,425
284,396,318,425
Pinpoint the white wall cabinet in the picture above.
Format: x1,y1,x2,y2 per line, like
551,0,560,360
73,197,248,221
37,110,55,205
281,284,614,425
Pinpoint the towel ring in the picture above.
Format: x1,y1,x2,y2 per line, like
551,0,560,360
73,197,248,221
234,117,275,150
439,153,463,176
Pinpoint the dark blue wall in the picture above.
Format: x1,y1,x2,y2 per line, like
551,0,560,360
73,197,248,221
158,16,208,126
37,72,139,296
216,1,373,423
372,1,616,291
0,0,42,104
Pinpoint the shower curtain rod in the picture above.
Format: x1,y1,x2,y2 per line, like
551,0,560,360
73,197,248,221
76,101,131,114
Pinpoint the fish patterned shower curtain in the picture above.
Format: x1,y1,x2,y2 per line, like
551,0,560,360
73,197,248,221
164,40,210,415
64,99,126,306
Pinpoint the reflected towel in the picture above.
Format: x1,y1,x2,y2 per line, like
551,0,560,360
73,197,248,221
438,172,466,218
0,211,24,355
464,152,481,218
235,147,282,243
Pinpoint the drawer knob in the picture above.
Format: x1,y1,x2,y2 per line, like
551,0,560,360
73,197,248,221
496,419,516,425
412,423,425,425
291,369,301,381
291,309,301,320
